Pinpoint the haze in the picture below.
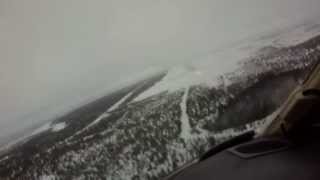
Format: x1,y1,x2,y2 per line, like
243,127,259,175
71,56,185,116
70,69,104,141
1,0,320,145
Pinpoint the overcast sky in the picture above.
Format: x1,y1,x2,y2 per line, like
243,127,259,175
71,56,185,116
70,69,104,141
1,0,320,141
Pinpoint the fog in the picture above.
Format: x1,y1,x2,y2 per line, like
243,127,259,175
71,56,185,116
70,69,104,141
1,0,320,143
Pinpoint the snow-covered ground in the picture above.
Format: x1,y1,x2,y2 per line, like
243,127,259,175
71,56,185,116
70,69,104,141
1,17,320,180
86,90,133,127
39,175,56,180
134,21,320,103
67,90,135,140
30,122,67,135
108,92,133,112
51,122,67,132
31,123,52,136
179,87,192,140
134,66,215,101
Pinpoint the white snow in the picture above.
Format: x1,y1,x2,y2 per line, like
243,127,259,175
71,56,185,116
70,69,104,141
179,87,192,140
108,92,133,112
133,44,256,102
88,91,133,127
30,122,66,134
28,122,66,136
85,113,111,130
255,109,281,135
51,122,67,132
133,21,320,102
28,121,66,136
213,109,280,144
30,123,52,136
68,91,134,139
0,155,9,162
39,175,56,180
134,66,219,102
0,122,53,152
213,120,265,144
272,23,320,47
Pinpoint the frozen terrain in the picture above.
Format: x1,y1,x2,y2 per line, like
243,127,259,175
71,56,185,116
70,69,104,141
0,22,320,180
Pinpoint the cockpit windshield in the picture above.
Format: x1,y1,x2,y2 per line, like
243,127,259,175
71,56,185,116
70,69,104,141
0,1,320,179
